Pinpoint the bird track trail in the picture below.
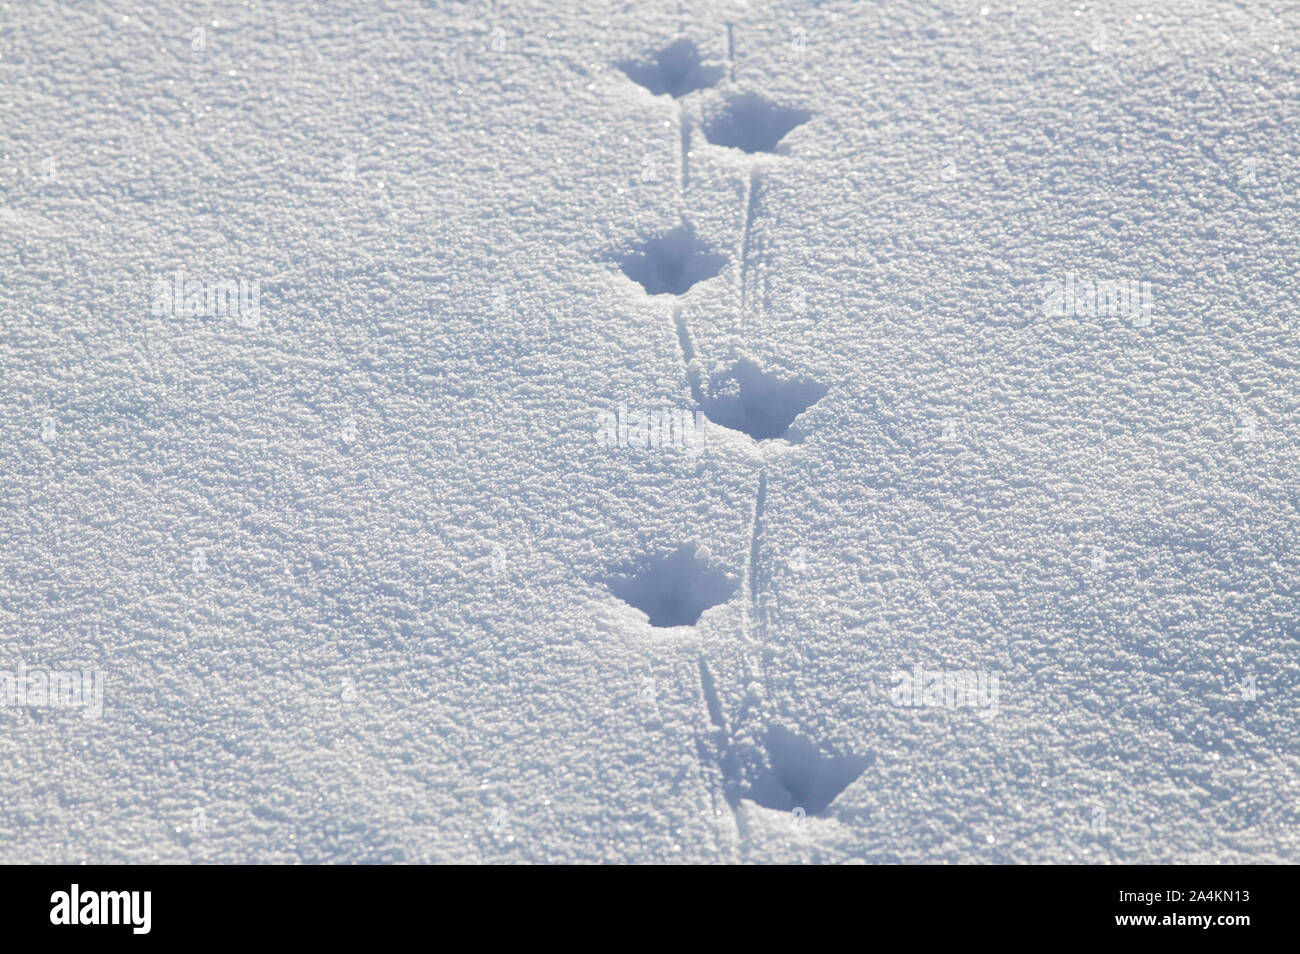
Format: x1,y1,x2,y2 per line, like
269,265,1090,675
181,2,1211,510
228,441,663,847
608,35,859,826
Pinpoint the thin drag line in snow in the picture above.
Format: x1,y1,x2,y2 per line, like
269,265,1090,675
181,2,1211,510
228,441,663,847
678,104,690,194
691,722,726,856
739,167,760,320
726,23,736,82
748,469,767,608
673,307,704,405
693,660,740,858
699,658,727,731
673,306,695,363
742,469,768,645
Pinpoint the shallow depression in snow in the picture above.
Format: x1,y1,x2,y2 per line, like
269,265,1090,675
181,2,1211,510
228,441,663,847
608,545,738,627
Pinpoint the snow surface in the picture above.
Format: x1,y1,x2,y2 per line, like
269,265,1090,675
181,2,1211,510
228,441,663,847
3,0,1300,863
